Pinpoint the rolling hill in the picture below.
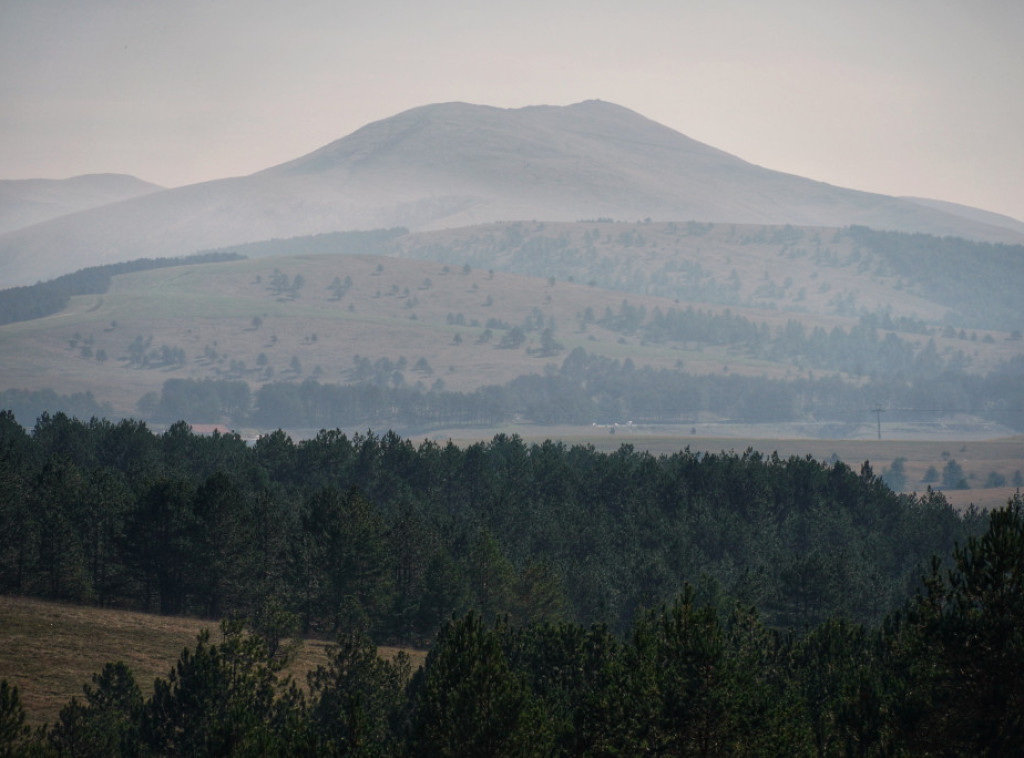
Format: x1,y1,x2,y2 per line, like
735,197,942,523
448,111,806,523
2,101,1022,286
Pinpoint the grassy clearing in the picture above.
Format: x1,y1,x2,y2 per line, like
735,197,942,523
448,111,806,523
0,596,426,727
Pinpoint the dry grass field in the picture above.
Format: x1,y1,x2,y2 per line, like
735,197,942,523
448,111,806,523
0,595,426,727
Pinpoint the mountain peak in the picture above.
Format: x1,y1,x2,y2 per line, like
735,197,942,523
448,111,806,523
263,100,742,181
2,100,1022,286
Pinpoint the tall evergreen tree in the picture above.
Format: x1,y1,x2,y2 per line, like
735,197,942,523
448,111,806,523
897,494,1024,754
306,631,409,756
50,662,143,758
0,680,30,758
406,613,553,756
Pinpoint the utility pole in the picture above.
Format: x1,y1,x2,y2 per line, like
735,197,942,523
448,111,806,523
872,408,884,440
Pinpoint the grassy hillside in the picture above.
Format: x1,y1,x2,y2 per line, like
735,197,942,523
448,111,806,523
1,220,1021,440
0,595,424,727
1,248,1018,420
0,252,751,412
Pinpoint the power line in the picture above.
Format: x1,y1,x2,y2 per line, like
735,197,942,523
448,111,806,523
862,408,1024,414
872,408,884,440
863,406,1024,440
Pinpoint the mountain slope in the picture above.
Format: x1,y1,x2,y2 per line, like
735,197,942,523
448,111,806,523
266,101,1024,237
903,196,1024,237
2,101,1021,286
0,173,162,235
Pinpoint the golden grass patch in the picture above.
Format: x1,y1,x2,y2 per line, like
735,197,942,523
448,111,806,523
0,596,425,727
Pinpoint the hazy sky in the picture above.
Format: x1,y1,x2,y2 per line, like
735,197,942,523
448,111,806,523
2,0,1022,221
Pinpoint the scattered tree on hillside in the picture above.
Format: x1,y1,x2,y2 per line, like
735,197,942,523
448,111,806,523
881,457,907,492
498,326,526,350
985,471,1007,488
942,459,969,490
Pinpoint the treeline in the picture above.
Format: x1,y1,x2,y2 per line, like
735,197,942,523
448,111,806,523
3,498,1023,756
0,410,984,645
0,389,114,425
0,252,243,326
143,347,1024,432
6,340,1021,435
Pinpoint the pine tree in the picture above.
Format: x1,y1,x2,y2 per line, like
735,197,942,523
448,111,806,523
407,613,552,755
50,662,143,757
0,680,30,757
143,621,287,756
306,631,409,756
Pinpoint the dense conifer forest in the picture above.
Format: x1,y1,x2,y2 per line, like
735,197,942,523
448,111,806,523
2,410,1022,754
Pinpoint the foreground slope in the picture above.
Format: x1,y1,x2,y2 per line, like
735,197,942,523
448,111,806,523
2,101,1021,286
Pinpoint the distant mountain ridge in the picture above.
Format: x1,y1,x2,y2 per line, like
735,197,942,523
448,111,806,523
1,101,1022,286
0,174,162,236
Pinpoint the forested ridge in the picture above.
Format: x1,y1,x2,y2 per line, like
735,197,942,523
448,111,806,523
3,410,1023,754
